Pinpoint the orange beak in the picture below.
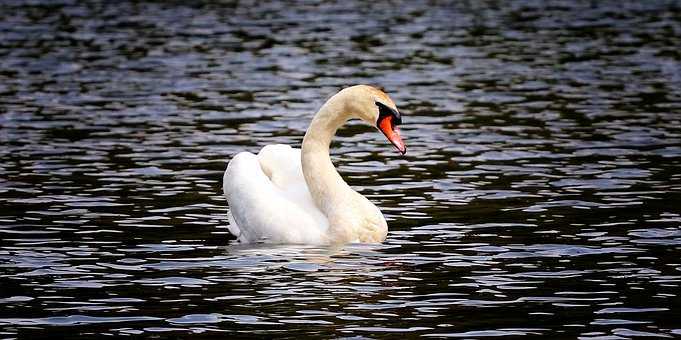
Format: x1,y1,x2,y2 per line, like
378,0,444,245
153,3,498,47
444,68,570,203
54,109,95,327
378,114,406,155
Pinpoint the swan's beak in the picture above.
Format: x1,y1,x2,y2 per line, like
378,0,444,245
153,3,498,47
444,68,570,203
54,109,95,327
378,114,406,155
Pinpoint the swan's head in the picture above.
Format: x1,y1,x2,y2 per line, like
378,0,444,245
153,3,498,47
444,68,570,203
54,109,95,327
341,85,406,155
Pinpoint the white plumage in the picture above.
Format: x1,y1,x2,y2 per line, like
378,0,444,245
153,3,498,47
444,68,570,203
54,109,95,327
222,85,405,245
223,145,329,244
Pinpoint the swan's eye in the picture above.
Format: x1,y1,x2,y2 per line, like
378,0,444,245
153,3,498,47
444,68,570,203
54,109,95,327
375,101,401,126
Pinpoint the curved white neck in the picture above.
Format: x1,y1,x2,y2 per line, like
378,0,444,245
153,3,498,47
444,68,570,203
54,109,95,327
301,94,353,216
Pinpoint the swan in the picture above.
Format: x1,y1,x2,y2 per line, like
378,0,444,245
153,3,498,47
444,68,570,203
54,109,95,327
223,85,405,244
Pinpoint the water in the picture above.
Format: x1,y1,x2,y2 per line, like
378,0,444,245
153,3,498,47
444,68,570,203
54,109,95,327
1,0,681,338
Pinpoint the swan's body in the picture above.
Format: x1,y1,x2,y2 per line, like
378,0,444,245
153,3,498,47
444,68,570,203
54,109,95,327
223,85,405,244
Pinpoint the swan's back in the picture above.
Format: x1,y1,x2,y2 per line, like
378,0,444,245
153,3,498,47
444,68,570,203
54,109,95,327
223,145,329,244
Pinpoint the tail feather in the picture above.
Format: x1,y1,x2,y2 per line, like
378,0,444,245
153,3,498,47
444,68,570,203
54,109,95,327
226,210,241,240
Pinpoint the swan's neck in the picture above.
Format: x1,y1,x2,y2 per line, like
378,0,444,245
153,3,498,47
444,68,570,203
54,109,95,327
301,96,352,216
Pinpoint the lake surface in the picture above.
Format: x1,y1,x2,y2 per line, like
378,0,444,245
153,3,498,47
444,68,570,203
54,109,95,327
1,0,681,338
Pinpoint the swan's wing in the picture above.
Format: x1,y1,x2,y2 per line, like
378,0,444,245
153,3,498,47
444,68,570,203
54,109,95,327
256,145,325,220
223,146,328,244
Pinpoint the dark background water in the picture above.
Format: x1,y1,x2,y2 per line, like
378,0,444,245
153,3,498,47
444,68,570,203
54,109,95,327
1,0,681,338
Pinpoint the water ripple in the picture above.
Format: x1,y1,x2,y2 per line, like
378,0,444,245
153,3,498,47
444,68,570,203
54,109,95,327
1,0,680,338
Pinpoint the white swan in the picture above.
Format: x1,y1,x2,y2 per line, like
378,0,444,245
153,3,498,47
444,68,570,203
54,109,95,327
223,85,405,244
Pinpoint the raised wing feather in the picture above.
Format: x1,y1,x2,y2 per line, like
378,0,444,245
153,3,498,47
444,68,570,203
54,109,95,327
223,145,329,244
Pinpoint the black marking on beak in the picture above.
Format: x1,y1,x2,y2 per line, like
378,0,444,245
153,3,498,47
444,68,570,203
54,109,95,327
376,101,401,126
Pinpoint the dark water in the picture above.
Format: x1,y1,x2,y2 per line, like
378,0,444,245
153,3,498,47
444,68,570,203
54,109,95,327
1,0,681,338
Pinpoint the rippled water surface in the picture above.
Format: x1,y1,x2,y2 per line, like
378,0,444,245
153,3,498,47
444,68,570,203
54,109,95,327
2,0,681,338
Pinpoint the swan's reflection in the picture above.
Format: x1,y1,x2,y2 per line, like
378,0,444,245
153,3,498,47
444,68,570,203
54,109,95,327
223,241,398,269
